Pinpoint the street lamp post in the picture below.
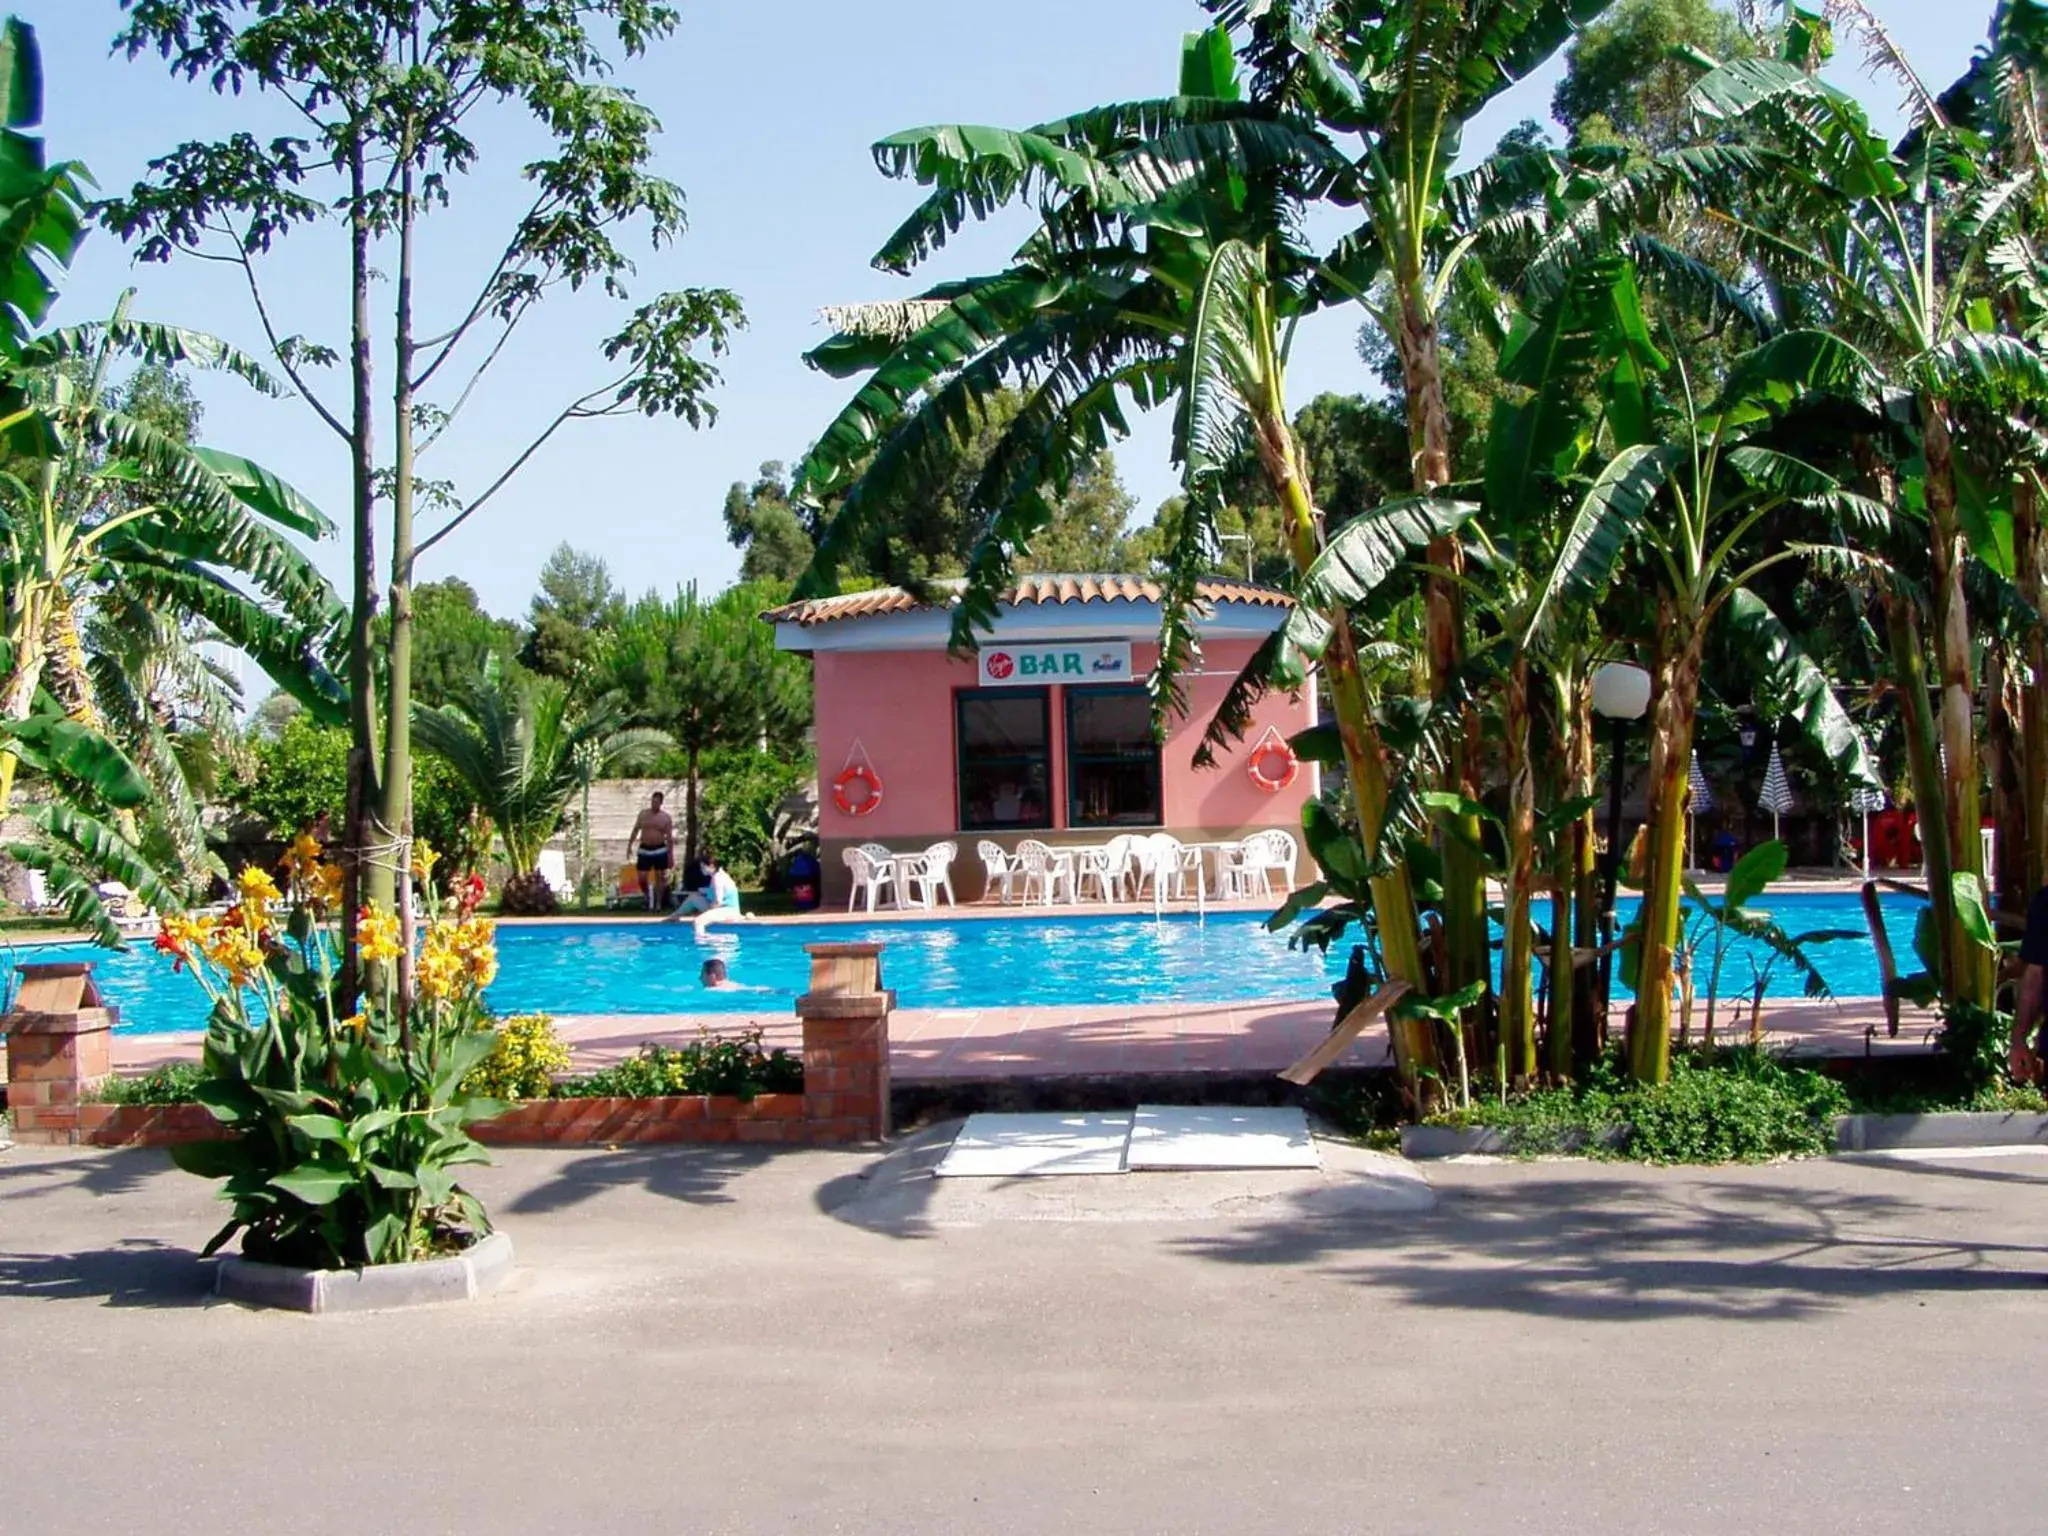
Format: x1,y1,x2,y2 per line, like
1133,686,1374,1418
1591,662,1653,1026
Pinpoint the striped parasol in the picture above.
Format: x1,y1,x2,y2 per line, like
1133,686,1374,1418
1758,742,1795,843
1688,751,1715,814
1849,733,1886,875
1686,751,1713,871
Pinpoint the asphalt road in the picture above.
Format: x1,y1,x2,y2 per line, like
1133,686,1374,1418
2,1137,2044,1534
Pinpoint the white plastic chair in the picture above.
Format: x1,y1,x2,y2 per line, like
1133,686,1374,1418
1129,833,1191,903
1209,838,1254,901
1075,834,1135,904
1237,829,1298,897
907,841,958,907
843,846,897,912
23,868,57,915
977,840,1016,904
1013,839,1065,905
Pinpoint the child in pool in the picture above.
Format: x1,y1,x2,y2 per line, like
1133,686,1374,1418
699,957,766,992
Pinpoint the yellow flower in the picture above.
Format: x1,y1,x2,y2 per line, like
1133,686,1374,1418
340,1012,367,1035
416,947,464,1001
310,863,345,911
280,832,323,885
203,925,265,986
357,904,404,966
414,840,439,885
237,865,283,907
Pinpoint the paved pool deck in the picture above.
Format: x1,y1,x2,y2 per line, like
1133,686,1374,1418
109,993,1928,1080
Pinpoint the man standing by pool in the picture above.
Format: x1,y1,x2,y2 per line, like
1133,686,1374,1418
628,791,675,912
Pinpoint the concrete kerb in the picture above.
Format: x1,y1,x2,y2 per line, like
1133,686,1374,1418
1402,1112,2048,1160
1833,1111,2048,1153
214,1229,515,1313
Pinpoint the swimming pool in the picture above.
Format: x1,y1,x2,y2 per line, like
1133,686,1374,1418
7,891,1917,1036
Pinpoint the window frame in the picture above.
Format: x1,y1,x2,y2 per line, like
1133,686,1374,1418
1063,683,1164,830
954,686,1054,833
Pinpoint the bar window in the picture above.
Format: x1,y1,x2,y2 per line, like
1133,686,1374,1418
1066,686,1162,828
957,689,1051,831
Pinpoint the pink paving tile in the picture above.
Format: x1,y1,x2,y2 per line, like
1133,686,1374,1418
105,992,1931,1082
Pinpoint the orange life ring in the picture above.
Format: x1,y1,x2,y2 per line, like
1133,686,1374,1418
1247,739,1298,794
833,764,883,817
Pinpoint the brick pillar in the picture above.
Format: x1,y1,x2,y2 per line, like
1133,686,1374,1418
796,942,892,1143
5,1004,117,1146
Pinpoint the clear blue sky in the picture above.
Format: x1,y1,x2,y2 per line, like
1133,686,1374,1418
22,0,1995,622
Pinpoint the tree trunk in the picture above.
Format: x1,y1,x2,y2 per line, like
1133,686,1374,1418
1545,667,1583,1079
1885,589,1958,996
686,743,701,873
42,594,100,731
1393,276,1487,1035
1631,631,1703,1084
1254,408,1441,1105
1569,669,1603,1068
340,136,381,1007
0,590,49,817
1502,654,1537,1084
384,151,420,1033
2017,471,2048,898
1921,394,1994,1007
1986,650,2024,913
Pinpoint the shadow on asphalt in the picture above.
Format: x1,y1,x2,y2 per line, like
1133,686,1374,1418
502,1144,779,1216
0,1238,211,1308
1170,1173,2048,1321
0,1147,169,1203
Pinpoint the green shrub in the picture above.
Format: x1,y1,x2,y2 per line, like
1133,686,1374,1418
88,1062,205,1105
1425,1048,1847,1164
698,747,813,886
1622,1050,1847,1164
1931,1000,2013,1100
557,1029,801,1101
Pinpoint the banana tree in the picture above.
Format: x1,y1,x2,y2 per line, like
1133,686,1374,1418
791,30,1469,1096
1527,259,1881,1081
0,691,181,945
793,24,1618,1100
1681,42,2036,1010
1204,0,1616,1004
0,300,346,819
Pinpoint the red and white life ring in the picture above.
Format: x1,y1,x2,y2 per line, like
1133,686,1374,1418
833,764,884,817
1247,739,1298,794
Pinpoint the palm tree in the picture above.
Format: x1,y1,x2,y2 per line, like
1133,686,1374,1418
412,664,667,915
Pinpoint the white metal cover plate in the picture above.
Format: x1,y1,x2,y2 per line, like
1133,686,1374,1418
1125,1105,1319,1171
934,1112,1134,1178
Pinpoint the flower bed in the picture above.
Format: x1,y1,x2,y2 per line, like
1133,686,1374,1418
78,1101,224,1148
474,1092,812,1146
32,1020,866,1150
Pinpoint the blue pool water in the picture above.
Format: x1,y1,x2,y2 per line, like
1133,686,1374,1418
8,892,1919,1036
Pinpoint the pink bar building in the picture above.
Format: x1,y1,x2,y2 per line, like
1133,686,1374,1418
764,575,1318,904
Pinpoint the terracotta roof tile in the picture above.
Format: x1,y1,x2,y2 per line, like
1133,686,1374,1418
761,574,1290,627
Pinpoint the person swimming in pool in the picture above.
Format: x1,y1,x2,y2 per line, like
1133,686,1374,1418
669,853,744,935
699,957,766,992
